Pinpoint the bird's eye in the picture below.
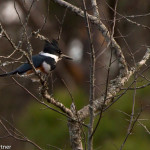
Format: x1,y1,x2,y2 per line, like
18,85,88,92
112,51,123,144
57,50,62,54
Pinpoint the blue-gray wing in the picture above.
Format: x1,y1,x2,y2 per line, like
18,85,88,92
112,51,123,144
16,54,56,74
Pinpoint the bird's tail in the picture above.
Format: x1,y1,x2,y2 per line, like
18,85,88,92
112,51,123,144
0,70,18,77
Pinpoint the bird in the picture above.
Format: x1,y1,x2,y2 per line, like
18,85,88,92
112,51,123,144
0,39,72,77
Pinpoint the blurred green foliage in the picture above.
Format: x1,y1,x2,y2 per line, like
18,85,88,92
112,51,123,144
18,81,150,150
18,88,88,150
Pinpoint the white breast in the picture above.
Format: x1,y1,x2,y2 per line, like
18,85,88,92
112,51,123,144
40,52,59,62
42,61,51,73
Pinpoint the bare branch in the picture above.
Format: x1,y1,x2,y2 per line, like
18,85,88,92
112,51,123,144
138,120,150,135
42,90,73,117
56,8,68,40
78,48,150,120
0,119,43,150
105,1,150,31
119,110,142,150
52,0,128,76
90,0,99,17
82,0,96,149
91,0,119,138
0,23,73,118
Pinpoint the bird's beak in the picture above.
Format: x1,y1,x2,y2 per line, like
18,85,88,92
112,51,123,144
60,54,73,60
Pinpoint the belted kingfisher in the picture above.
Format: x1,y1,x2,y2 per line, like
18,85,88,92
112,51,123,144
0,40,72,77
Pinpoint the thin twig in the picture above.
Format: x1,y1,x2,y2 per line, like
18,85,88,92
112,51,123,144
91,0,118,138
56,8,68,40
0,119,43,150
82,0,96,149
127,73,137,136
119,109,142,150
12,76,73,119
78,47,150,120
39,0,50,32
105,1,150,31
61,79,87,149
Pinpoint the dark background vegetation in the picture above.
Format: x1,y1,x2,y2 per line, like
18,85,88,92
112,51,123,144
0,0,150,149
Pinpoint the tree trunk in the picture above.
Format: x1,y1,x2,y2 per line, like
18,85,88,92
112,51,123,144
68,119,83,150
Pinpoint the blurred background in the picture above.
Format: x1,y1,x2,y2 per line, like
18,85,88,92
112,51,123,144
0,0,150,149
